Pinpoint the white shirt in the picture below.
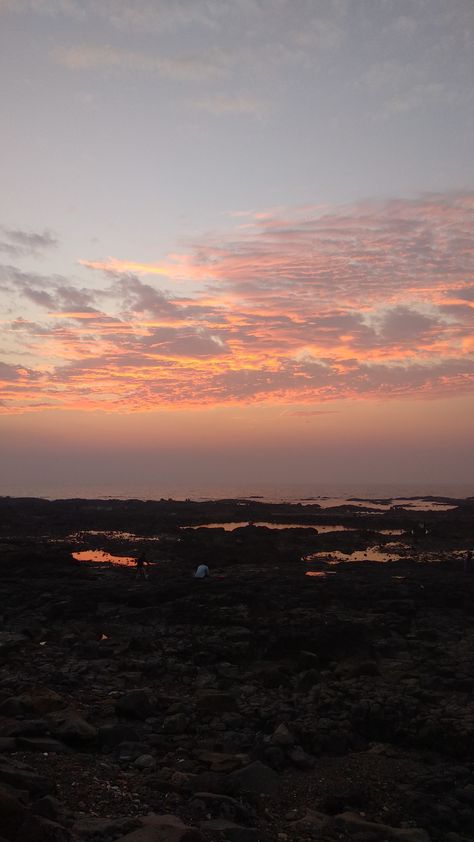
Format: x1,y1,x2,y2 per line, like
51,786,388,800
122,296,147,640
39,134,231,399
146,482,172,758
194,564,209,578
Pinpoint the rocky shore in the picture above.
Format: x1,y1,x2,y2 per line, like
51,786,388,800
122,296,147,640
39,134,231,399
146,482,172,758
0,496,473,842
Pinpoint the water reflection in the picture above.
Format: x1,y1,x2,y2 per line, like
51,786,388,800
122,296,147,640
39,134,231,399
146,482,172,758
314,497,456,511
305,546,402,564
182,522,353,533
72,550,136,566
69,530,161,542
379,529,405,536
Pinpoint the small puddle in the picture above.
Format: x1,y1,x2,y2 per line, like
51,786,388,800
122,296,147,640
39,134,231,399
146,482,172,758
314,497,456,511
69,530,161,542
182,522,353,533
304,546,402,564
379,529,405,536
72,550,136,567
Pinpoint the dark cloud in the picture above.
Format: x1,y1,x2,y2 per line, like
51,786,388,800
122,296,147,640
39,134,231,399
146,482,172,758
0,227,57,257
0,362,38,382
377,306,441,343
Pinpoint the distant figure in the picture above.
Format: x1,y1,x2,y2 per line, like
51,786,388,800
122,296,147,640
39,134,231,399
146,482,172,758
135,553,148,580
464,550,473,573
194,564,209,578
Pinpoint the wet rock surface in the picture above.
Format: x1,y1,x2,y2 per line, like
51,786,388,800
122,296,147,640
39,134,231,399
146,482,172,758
0,495,473,840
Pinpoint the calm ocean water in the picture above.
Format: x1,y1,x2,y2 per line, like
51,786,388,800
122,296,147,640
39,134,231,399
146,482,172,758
0,481,472,503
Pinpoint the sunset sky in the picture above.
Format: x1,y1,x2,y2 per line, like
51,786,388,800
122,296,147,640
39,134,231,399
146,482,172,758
1,0,473,494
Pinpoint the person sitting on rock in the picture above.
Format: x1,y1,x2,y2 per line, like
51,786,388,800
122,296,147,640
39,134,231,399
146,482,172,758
194,563,209,578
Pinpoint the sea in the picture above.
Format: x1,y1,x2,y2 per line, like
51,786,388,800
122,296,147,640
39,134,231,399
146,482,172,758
0,481,472,504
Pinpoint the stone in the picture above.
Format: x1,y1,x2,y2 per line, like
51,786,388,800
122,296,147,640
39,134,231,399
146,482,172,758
32,796,62,821
0,784,28,838
297,651,320,670
335,812,431,842
287,746,315,769
48,710,97,744
228,761,279,796
162,714,188,734
98,722,139,747
115,813,204,842
199,819,265,842
134,754,156,770
195,751,249,773
72,816,140,838
18,815,73,841
116,690,153,720
271,723,295,747
0,688,65,717
0,761,52,796
191,793,255,824
288,809,331,832
195,692,235,715
16,737,70,753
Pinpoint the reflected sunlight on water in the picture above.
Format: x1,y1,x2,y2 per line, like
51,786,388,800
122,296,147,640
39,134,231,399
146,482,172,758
182,522,353,532
72,550,136,566
305,546,402,564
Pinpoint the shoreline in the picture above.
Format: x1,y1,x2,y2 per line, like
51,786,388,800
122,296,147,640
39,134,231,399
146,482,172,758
0,498,473,840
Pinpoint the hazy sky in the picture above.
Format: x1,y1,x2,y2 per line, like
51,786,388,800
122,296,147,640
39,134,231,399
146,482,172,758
1,0,473,492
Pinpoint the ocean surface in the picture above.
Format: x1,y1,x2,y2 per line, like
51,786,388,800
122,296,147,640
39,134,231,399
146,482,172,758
0,481,472,503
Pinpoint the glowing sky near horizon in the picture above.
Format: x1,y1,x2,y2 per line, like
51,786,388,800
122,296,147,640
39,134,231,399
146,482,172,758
0,1,473,489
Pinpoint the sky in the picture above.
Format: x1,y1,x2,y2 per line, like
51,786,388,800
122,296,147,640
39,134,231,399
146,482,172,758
0,0,473,494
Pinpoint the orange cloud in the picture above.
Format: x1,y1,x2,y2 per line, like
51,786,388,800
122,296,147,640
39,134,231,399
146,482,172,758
1,192,473,414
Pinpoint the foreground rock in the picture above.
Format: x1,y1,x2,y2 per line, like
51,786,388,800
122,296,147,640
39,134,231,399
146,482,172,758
0,495,474,840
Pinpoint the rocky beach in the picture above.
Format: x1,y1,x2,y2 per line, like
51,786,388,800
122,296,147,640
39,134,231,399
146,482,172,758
0,495,474,842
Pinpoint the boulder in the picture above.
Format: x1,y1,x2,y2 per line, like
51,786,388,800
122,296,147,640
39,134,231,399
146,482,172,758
98,722,139,747
0,688,65,717
116,690,153,720
115,813,204,842
0,761,51,796
195,692,235,715
335,812,431,842
228,761,279,796
271,723,295,747
18,815,73,841
0,784,28,839
16,737,70,754
72,816,140,839
48,710,97,744
199,820,265,842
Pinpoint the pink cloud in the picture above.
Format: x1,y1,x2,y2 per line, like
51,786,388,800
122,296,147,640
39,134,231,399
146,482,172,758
1,192,473,413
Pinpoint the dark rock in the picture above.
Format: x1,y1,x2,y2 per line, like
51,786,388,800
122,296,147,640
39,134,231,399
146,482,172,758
0,784,28,838
16,737,70,753
115,690,153,720
162,714,189,734
18,815,73,841
0,688,65,717
195,692,235,715
0,761,51,796
287,746,315,769
32,795,63,821
48,710,97,744
227,761,279,796
191,793,255,824
270,723,295,747
199,819,266,842
98,722,140,747
115,813,204,841
72,816,140,838
335,812,431,841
